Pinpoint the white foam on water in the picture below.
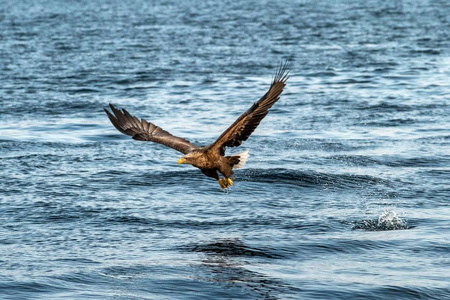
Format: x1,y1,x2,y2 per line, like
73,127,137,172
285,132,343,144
377,209,408,230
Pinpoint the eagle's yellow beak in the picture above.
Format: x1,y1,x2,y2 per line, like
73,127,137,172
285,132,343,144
178,158,187,164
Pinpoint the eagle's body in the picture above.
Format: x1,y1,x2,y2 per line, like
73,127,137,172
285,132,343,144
104,62,290,189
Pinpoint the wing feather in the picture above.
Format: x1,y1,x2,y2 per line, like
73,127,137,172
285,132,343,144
104,104,197,154
209,61,290,154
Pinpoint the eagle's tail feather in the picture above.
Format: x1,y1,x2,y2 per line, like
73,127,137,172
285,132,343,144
227,150,249,169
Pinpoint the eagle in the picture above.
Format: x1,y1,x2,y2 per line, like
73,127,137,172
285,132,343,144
104,62,290,189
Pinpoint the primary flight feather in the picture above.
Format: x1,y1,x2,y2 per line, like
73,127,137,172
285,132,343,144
104,61,290,189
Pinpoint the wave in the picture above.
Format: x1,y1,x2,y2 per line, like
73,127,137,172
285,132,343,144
91,167,391,191
367,286,449,300
184,239,284,259
239,168,391,189
300,285,448,300
329,154,449,168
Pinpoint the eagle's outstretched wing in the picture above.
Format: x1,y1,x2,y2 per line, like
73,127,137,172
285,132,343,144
209,61,290,155
104,104,198,154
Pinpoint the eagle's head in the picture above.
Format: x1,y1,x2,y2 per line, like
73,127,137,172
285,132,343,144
177,151,202,165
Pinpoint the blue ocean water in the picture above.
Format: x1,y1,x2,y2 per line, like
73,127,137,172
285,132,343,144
1,0,449,299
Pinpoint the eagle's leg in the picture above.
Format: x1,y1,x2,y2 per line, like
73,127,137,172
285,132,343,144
218,178,227,189
217,177,233,189
201,169,228,189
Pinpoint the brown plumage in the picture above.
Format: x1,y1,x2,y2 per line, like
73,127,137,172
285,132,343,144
104,62,290,189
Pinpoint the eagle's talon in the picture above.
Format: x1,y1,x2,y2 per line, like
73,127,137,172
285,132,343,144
218,178,227,189
227,178,233,186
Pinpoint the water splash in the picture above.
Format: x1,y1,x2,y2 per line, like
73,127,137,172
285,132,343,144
353,210,410,231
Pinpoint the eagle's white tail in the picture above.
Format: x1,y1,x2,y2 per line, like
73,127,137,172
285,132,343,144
232,150,249,169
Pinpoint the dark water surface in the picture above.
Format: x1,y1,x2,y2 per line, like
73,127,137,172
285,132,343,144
1,0,450,299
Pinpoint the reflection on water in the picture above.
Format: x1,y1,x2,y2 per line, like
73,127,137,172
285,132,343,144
189,239,295,299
